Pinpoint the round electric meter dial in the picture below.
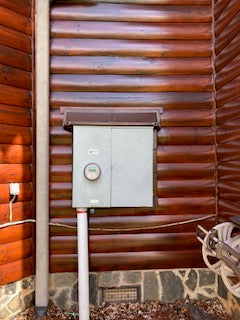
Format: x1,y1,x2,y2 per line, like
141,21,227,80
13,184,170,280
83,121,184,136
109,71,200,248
84,163,101,181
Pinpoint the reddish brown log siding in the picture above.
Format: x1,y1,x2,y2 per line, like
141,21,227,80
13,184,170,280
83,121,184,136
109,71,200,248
50,0,214,273
215,0,240,221
0,0,34,285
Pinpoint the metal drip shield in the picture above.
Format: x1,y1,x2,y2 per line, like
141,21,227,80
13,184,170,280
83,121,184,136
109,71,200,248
197,218,240,298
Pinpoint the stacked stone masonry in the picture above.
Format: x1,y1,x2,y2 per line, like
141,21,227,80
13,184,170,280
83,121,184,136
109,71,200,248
3,270,235,319
218,276,240,320
0,276,34,320
49,269,217,312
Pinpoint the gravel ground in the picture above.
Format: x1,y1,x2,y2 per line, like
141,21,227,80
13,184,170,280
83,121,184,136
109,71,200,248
15,298,232,320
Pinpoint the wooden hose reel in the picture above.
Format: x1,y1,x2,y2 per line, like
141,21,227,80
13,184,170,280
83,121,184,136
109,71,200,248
197,217,240,298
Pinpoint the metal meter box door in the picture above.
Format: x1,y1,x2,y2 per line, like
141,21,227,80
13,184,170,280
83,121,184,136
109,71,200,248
72,126,153,208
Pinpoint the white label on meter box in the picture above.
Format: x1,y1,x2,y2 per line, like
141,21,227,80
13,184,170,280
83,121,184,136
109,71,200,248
90,199,99,204
88,148,100,155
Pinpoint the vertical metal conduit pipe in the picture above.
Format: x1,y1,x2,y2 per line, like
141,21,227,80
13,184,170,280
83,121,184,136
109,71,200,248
77,208,90,320
35,0,50,316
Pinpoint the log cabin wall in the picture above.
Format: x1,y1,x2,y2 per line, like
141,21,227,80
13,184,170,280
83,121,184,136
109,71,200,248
214,0,240,221
49,0,215,273
0,0,35,285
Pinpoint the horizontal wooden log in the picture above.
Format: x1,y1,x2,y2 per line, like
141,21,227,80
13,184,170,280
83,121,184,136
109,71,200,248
218,181,240,201
157,127,214,144
51,4,211,23
51,21,211,40
216,76,240,107
51,38,212,58
0,104,31,127
51,203,150,220
50,145,215,165
218,117,240,129
157,163,214,179
215,12,240,55
50,144,217,166
50,213,215,235
0,238,32,265
50,126,214,145
218,214,239,223
157,179,214,197
51,74,212,92
0,223,33,245
157,145,215,163
218,199,240,216
50,162,214,182
52,213,215,228
53,125,115,147
0,145,32,164
216,98,240,125
0,84,31,108
50,146,72,165
161,109,213,127
50,232,200,254
54,0,212,4
0,256,34,286
0,64,31,90
50,200,77,218
50,182,72,200
50,250,205,272
216,55,240,90
216,51,240,86
217,143,240,162
218,162,240,180
90,250,205,271
50,196,215,218
0,44,31,71
0,25,31,54
214,0,231,20
0,124,32,145
156,197,215,215
215,0,240,37
215,34,240,72
50,164,72,182
217,119,240,143
0,183,32,203
50,221,215,237
50,92,213,109
51,56,212,75
0,5,31,35
50,110,63,127
0,164,32,183
0,0,31,17
0,201,33,224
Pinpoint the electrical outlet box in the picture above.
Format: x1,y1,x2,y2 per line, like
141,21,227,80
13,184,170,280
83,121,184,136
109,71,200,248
72,126,153,208
10,183,20,196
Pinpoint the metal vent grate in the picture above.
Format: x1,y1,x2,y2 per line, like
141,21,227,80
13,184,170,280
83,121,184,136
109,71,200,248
101,286,141,304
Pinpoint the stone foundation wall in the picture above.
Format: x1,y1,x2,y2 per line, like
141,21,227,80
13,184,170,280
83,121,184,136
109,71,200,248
0,276,34,320
4,270,238,320
217,276,240,320
49,269,217,312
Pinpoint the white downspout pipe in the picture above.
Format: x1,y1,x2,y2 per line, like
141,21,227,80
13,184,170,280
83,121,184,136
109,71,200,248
77,208,90,320
35,2,90,318
35,0,50,316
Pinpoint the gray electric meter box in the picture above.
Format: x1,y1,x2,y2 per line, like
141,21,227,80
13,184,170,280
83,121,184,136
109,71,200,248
63,109,161,208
